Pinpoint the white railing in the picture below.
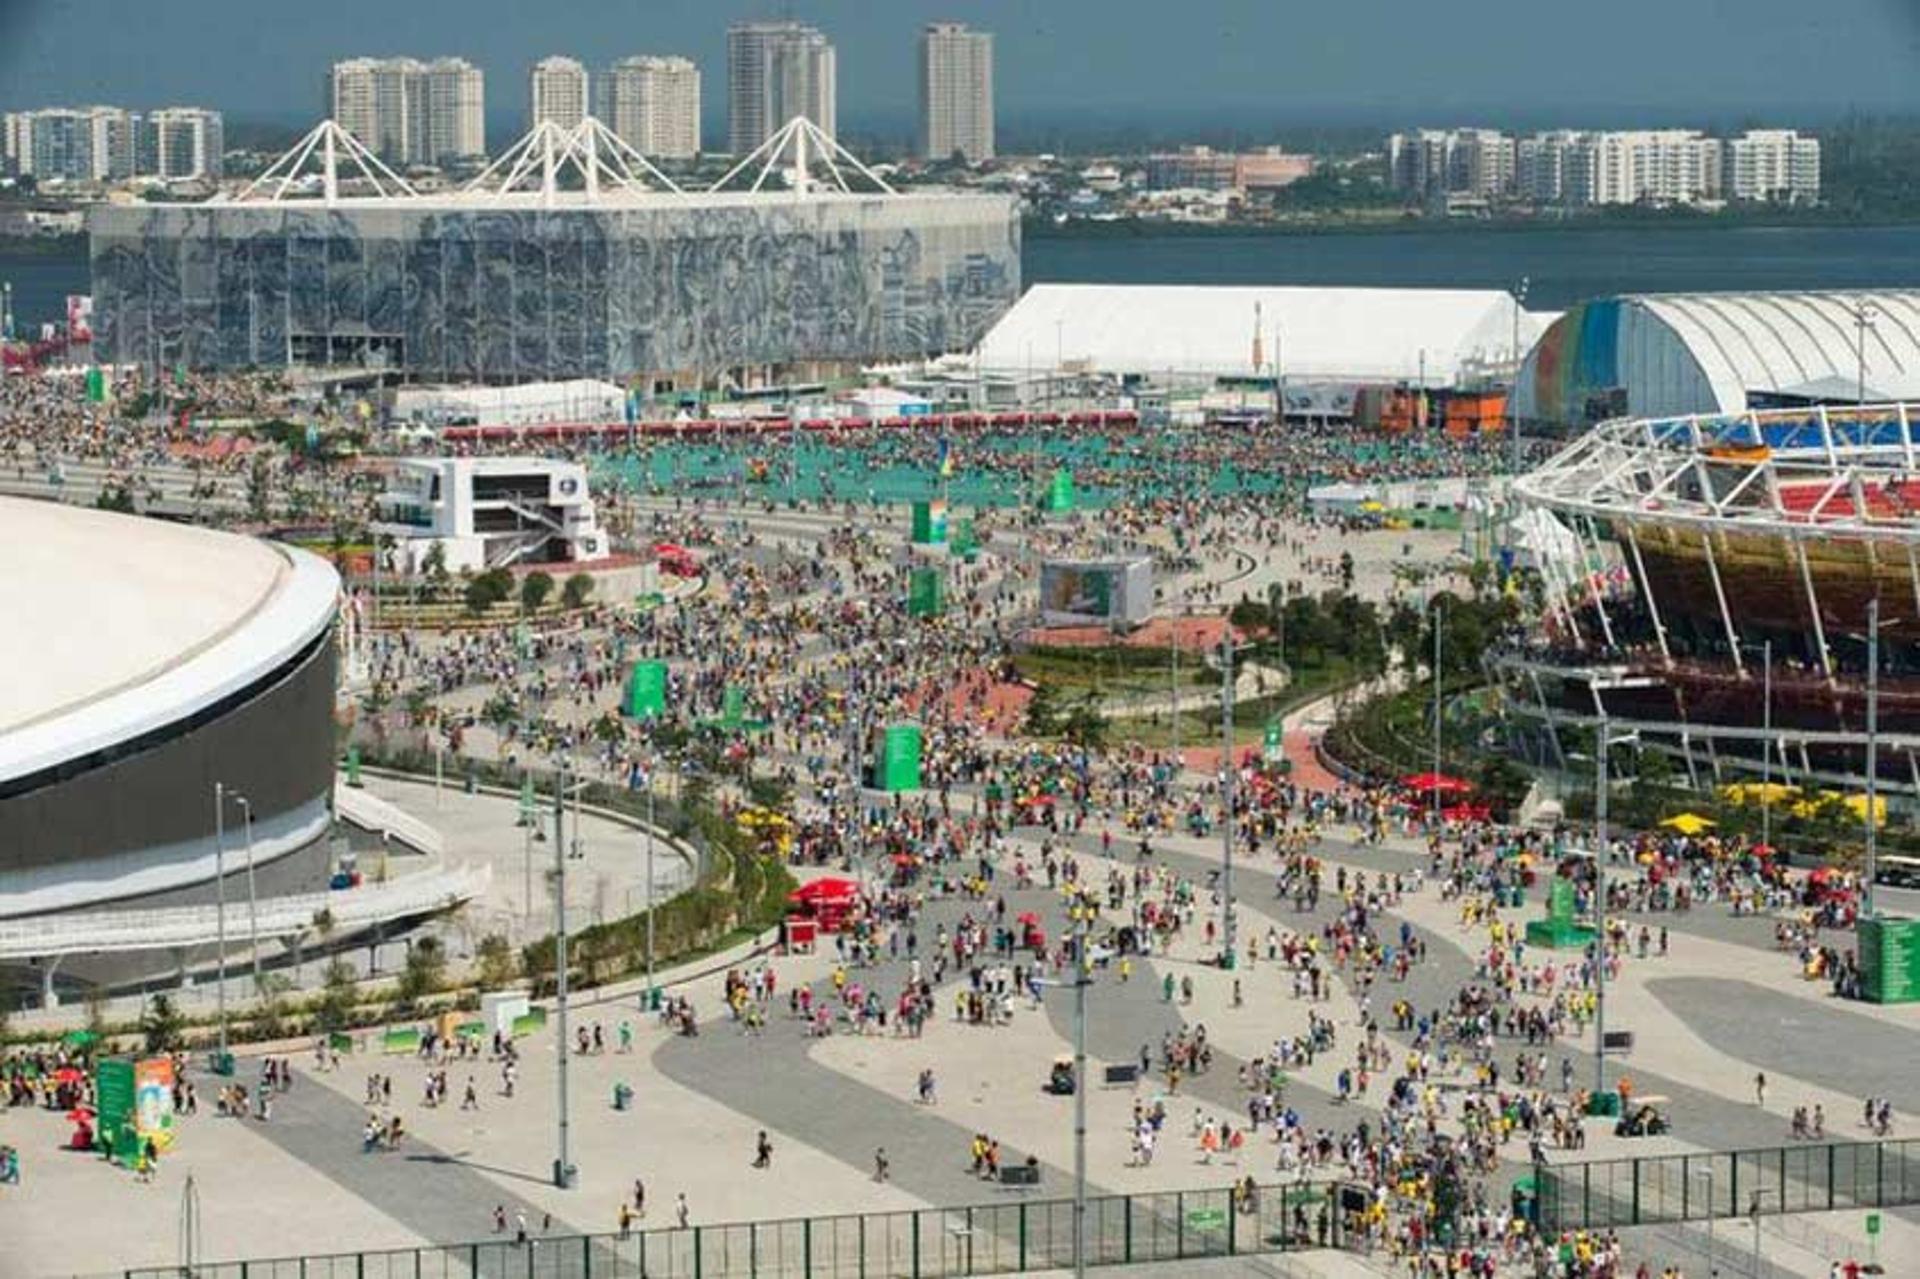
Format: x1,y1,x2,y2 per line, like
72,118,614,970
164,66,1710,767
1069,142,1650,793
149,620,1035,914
0,863,489,960
334,781,447,858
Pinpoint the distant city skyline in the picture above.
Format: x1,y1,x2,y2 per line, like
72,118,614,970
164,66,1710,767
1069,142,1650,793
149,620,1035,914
3,0,1916,142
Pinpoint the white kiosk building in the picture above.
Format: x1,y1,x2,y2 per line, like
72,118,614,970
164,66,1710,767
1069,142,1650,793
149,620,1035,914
373,457,611,572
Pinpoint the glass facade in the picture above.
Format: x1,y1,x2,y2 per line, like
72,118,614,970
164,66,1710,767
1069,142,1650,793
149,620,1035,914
89,193,1020,380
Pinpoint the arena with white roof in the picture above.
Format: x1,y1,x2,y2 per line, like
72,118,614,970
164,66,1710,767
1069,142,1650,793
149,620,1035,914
0,498,340,916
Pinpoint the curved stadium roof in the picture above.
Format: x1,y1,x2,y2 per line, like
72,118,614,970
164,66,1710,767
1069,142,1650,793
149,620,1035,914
1516,289,1920,422
0,498,339,785
1641,290,1920,409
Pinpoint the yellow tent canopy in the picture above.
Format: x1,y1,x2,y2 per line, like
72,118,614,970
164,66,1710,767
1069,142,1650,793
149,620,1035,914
1720,781,1796,807
1660,812,1716,836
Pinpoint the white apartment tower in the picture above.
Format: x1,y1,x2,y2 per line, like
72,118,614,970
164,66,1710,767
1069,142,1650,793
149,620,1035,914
530,56,589,130
143,107,225,179
727,21,836,153
329,56,484,166
1,107,135,181
1725,129,1821,204
603,56,702,158
919,22,994,164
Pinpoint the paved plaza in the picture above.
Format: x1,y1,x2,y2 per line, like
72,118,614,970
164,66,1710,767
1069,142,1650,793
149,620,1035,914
2,460,1916,1279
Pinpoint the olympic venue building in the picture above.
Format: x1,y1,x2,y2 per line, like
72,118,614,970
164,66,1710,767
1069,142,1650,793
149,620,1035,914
1503,402,1920,801
1513,289,1920,428
0,498,339,918
85,121,1021,387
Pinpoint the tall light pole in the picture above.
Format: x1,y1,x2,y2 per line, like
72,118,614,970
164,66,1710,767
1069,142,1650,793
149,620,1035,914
1431,596,1444,825
1865,598,1881,920
644,753,659,1004
553,764,576,1189
1219,628,1236,966
231,793,261,989
211,782,229,1058
1070,900,1091,1279
1854,300,1878,407
1509,276,1530,472
1590,717,1635,1097
1761,640,1772,856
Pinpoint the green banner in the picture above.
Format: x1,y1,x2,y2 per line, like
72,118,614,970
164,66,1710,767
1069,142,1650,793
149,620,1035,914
1860,917,1920,1004
94,1058,137,1167
1262,719,1284,764
911,499,949,545
625,660,668,719
908,566,945,618
878,724,922,793
1046,468,1076,513
84,366,106,403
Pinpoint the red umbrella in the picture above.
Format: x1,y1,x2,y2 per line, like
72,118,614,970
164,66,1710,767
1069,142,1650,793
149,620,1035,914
1401,772,1473,796
52,1067,85,1085
790,876,862,903
66,1107,95,1122
1017,912,1041,925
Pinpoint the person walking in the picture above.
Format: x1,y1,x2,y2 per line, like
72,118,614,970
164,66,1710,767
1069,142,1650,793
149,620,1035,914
1755,1072,1768,1107
874,1146,890,1182
675,1194,690,1228
753,1130,773,1169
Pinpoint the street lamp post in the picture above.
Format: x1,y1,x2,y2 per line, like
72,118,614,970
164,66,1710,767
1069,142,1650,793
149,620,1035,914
1761,640,1772,856
1509,277,1530,472
1866,598,1881,920
211,782,229,1057
233,794,261,990
645,755,659,1003
1590,716,1636,1097
1431,596,1444,826
1070,901,1091,1279
553,764,576,1189
1219,629,1236,965
1854,301,1878,406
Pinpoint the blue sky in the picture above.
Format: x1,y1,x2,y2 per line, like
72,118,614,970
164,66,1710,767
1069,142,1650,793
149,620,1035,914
3,0,1917,134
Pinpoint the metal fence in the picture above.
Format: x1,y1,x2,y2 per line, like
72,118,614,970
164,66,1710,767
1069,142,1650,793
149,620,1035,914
122,1141,1920,1279
129,1181,1350,1279
1538,1139,1920,1234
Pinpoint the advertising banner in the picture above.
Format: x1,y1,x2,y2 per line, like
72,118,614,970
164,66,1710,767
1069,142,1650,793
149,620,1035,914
908,566,945,618
625,660,667,719
878,724,923,792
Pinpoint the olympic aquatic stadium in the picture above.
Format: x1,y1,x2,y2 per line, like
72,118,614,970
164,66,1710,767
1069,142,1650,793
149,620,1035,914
0,497,339,918
87,118,1021,386
1501,401,1920,801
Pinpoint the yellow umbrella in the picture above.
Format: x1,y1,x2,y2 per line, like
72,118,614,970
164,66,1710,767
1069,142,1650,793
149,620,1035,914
1842,793,1889,828
1660,812,1715,836
1720,781,1796,807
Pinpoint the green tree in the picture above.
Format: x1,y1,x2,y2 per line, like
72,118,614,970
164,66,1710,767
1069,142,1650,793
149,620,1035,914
475,934,519,991
421,541,450,599
561,572,595,610
315,958,357,1033
398,936,447,1006
465,576,500,617
1061,690,1109,750
520,571,555,614
141,994,185,1053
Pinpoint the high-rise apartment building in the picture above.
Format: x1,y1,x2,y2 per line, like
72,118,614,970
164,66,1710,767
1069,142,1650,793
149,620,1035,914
329,56,484,166
1387,128,1512,200
422,58,486,163
603,56,702,158
1395,125,1808,208
727,21,835,153
1,107,135,181
141,107,225,180
918,22,993,164
530,56,589,130
1725,129,1821,204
